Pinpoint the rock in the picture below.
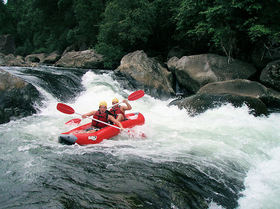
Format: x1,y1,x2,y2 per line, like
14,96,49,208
198,79,280,108
43,51,60,64
1,51,61,67
170,93,267,117
169,79,280,116
167,54,257,93
167,57,179,72
55,49,103,69
0,34,15,54
0,69,41,124
115,50,175,98
260,59,280,92
0,54,27,67
25,53,46,64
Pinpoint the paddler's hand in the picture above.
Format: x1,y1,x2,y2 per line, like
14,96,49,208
82,114,87,118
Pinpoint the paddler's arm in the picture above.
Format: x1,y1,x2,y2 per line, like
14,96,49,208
108,115,124,130
121,99,132,111
82,110,97,118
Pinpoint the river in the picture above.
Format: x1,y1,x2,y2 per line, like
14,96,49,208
0,66,280,209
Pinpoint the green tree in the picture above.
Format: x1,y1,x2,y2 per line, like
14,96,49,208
68,0,104,47
95,0,155,68
174,0,280,61
174,0,213,53
147,0,180,56
8,0,105,55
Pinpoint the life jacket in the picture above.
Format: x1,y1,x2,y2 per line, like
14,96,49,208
110,105,125,119
91,110,108,128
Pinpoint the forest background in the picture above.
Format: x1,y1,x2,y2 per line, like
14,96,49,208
0,0,279,68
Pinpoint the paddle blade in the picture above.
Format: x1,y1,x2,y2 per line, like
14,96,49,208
57,103,75,114
65,118,81,125
128,90,144,101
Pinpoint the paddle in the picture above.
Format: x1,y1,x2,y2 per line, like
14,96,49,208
64,90,145,125
57,103,122,130
107,90,145,109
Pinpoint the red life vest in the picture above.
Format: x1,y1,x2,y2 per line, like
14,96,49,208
91,110,108,128
110,105,125,119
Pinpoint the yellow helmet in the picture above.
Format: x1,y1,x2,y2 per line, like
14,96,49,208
99,101,107,107
112,98,119,103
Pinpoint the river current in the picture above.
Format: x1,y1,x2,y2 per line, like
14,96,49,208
0,66,280,209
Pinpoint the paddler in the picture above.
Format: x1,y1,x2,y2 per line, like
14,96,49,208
109,98,132,121
82,101,123,132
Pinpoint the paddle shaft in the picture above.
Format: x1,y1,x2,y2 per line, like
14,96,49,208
108,90,144,109
75,112,121,130
107,101,122,110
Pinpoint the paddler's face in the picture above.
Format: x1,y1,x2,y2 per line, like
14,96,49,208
99,105,107,113
112,101,118,105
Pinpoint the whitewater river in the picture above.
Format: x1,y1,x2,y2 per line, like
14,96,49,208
0,66,280,209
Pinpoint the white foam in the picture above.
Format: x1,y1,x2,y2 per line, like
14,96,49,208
238,147,280,208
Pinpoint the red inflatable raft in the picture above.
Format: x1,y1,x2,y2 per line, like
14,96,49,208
58,112,145,145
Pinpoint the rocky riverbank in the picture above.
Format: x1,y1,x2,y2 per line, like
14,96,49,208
1,47,280,124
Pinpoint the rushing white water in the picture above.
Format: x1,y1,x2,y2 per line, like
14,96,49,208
47,71,280,208
1,69,280,208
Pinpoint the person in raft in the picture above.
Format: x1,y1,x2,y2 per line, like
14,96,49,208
109,98,132,121
82,101,124,132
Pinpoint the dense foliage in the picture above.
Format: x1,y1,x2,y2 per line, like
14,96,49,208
0,0,14,34
1,0,279,68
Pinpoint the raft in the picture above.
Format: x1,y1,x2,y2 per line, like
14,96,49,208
58,112,145,145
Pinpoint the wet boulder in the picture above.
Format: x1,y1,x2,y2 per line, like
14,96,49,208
260,60,280,92
25,53,46,65
0,53,27,67
55,49,103,69
114,50,175,99
168,79,280,116
42,51,61,65
167,54,257,93
198,79,280,108
170,93,267,117
0,69,41,124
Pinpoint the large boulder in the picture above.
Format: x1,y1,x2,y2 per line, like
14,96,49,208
198,79,280,108
0,34,15,54
169,79,280,116
260,59,280,92
0,53,27,67
0,69,41,124
42,51,60,65
114,50,175,98
25,52,61,65
55,49,103,69
170,93,267,116
25,53,46,64
167,54,257,93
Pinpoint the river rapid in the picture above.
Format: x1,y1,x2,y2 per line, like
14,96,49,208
0,66,280,209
